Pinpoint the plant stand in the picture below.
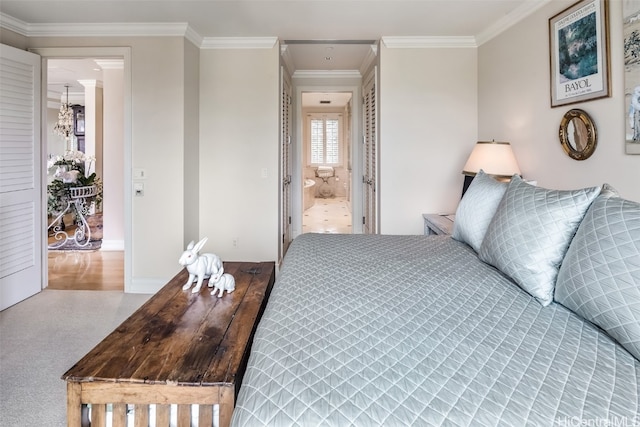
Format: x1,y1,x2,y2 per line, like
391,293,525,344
47,185,97,249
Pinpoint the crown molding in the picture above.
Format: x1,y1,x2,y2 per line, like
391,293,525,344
476,0,552,46
200,37,278,49
0,12,27,35
292,70,362,80
0,13,197,39
359,44,378,75
382,36,477,49
184,26,203,47
280,44,295,76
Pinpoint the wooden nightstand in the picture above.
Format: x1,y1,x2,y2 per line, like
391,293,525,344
423,213,455,236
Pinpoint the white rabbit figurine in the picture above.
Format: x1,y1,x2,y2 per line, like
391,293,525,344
210,273,235,298
178,237,223,293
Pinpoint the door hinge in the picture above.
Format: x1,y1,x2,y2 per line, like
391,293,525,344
288,216,292,225
363,216,366,225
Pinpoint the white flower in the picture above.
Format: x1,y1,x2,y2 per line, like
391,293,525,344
63,150,86,163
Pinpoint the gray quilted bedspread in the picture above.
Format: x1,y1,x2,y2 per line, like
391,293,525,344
232,234,640,426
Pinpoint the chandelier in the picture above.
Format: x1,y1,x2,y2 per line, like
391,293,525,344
53,85,73,147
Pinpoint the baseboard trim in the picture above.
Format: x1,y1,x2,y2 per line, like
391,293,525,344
127,277,168,294
100,240,124,251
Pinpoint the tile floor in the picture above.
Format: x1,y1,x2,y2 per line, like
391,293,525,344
303,196,352,234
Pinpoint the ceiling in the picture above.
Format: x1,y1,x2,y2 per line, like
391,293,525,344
48,58,104,96
2,0,555,106
1,0,555,71
1,1,545,39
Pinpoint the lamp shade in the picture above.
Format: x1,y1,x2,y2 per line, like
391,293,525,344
462,140,521,178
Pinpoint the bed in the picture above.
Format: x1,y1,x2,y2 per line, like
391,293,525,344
232,174,640,426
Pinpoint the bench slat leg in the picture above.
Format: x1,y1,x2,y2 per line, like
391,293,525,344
134,404,149,427
92,404,106,427
112,403,127,427
177,404,191,426
67,383,83,427
199,404,214,427
156,404,171,427
218,387,234,427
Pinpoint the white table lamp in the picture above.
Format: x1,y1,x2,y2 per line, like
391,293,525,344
461,140,521,196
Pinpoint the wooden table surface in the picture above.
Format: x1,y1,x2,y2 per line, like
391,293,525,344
62,261,275,427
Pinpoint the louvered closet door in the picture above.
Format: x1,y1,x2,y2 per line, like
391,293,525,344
362,67,378,234
0,44,42,310
280,66,292,257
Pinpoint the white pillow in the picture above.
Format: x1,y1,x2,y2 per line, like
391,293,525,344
451,170,509,253
478,175,601,306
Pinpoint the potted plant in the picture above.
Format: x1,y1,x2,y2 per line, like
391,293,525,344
47,151,103,240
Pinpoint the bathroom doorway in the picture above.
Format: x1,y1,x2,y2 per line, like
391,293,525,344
301,92,353,234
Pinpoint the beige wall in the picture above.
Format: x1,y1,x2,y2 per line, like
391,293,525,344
479,1,640,202
198,46,280,262
27,36,190,288
379,45,478,234
0,28,27,49
5,32,281,290
128,38,186,283
183,39,200,248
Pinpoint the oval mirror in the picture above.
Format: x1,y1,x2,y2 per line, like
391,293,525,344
559,109,597,160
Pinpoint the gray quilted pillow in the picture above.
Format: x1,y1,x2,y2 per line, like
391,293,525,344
478,175,601,306
555,195,640,360
452,170,509,252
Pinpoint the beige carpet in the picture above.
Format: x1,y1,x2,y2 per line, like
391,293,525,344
0,289,151,426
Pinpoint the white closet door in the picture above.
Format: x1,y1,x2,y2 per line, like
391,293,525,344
362,66,378,234
0,44,42,310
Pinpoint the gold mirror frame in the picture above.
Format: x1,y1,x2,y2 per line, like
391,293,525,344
559,108,597,160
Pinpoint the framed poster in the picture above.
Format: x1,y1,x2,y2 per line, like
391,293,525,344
549,0,610,107
623,0,640,154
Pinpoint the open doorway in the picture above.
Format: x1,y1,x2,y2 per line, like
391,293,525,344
46,58,124,291
301,91,353,234
31,47,130,292
283,40,376,242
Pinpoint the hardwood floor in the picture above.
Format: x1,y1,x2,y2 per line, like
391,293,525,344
48,250,124,291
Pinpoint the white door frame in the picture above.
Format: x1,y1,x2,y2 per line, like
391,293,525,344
30,47,133,291
292,83,362,237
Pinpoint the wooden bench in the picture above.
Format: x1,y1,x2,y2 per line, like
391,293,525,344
62,261,275,427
